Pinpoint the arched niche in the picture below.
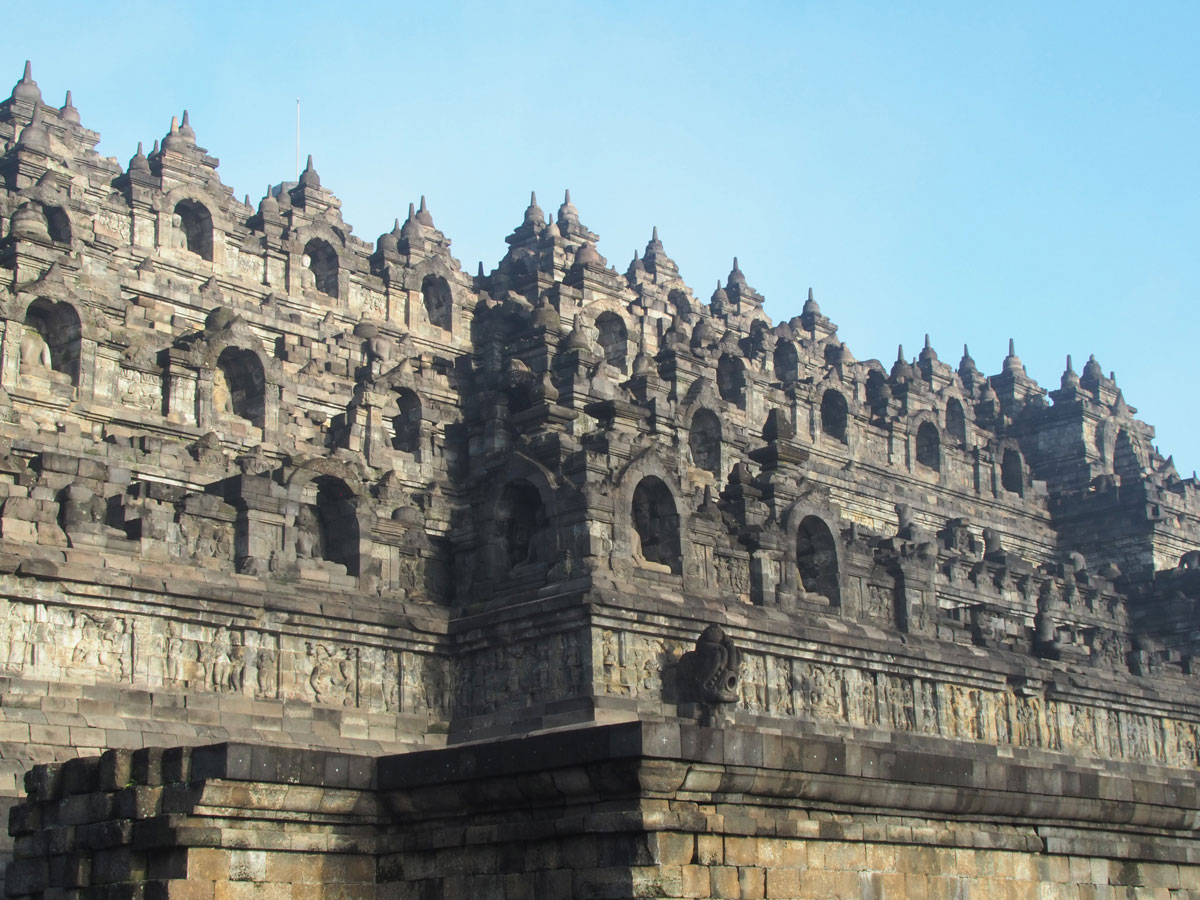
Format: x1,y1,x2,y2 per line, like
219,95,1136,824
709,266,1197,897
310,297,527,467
175,199,214,261
1114,428,1144,480
496,479,546,570
796,515,840,604
688,408,722,477
304,238,339,299
214,347,265,427
595,311,628,372
668,289,691,319
44,205,71,244
421,274,453,330
946,397,967,446
308,476,359,575
10,202,70,245
820,389,848,442
22,297,80,385
1001,448,1024,496
916,421,941,472
774,340,799,387
631,476,682,575
392,388,421,452
866,369,888,410
717,354,746,408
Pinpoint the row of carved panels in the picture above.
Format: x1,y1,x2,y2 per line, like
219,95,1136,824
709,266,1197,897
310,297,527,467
0,599,451,719
596,628,1200,771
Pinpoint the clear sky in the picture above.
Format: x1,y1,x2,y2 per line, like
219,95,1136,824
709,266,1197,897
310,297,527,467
7,1,1199,475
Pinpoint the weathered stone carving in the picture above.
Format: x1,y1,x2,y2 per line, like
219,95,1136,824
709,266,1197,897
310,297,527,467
679,625,741,704
0,64,1197,896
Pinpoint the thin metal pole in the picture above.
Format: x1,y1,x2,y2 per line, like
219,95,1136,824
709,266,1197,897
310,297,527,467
295,98,300,180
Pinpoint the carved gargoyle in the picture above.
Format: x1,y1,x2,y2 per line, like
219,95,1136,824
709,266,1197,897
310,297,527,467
680,624,741,704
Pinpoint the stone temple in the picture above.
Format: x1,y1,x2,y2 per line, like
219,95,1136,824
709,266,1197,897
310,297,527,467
0,62,1198,899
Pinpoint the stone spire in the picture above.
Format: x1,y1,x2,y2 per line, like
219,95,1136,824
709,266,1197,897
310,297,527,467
523,191,544,228
919,333,937,361
564,314,592,352
162,114,184,151
258,183,280,219
128,141,150,176
399,202,425,245
641,225,680,281
179,109,196,143
299,154,320,188
626,249,647,281
1061,354,1080,390
726,257,747,288
802,287,819,316
16,103,51,153
724,257,765,312
557,189,579,228
1002,337,1025,374
11,60,41,106
710,279,729,316
59,90,80,125
416,195,434,227
890,344,913,382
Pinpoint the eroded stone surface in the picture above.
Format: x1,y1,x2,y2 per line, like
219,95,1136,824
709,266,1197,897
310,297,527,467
1,62,1199,896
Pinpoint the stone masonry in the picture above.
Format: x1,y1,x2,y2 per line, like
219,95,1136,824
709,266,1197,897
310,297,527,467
1,62,1199,898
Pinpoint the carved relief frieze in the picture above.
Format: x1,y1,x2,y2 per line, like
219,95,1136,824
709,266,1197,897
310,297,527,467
589,621,1200,770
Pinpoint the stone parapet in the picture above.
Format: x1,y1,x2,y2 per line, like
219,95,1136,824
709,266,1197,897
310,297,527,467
8,725,1200,899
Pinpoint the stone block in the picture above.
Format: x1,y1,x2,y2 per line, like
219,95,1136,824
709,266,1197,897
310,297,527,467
649,831,694,866
765,867,800,899
737,866,766,899
724,836,759,867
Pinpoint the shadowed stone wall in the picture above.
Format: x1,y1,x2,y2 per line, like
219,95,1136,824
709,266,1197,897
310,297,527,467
0,61,1198,895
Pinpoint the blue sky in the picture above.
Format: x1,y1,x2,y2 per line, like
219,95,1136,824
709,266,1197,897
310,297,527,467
7,1,1198,474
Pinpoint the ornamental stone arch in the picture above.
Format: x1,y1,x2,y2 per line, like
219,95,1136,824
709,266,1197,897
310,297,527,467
864,363,890,420
666,286,694,320
1096,414,1146,481
943,393,969,447
817,378,851,448
358,356,442,466
166,311,283,442
612,448,686,583
993,437,1027,498
907,410,942,476
716,352,747,409
683,403,723,481
587,300,632,374
8,198,74,248
287,221,350,305
3,276,104,401
405,257,466,338
10,177,86,248
283,457,369,578
779,503,844,609
477,451,562,594
156,185,236,267
1113,425,1148,481
681,378,726,479
773,338,800,387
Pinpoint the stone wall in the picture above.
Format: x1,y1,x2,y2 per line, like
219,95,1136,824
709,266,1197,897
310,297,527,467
9,724,1200,899
2,62,1200,893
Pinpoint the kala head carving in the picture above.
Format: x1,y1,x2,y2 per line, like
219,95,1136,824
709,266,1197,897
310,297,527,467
682,624,741,704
